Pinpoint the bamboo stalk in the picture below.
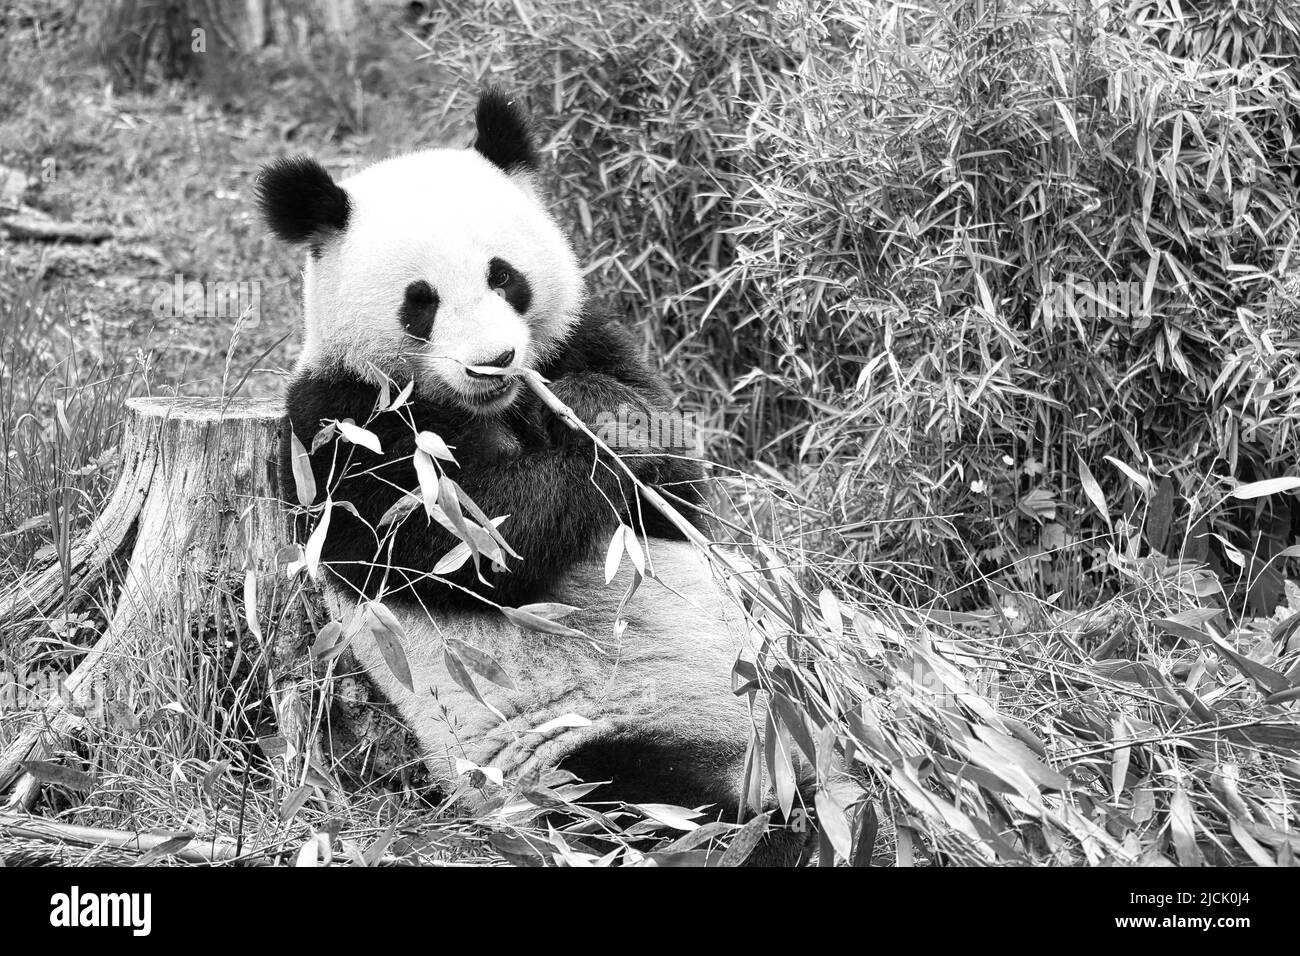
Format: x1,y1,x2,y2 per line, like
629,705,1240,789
519,369,802,629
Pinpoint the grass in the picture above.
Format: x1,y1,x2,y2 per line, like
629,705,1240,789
0,265,134,612
1,0,1299,866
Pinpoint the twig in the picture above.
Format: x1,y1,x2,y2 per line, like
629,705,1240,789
0,812,457,867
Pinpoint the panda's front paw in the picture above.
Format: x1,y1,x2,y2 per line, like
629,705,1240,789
467,419,525,461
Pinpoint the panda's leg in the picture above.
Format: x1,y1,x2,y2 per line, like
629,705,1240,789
549,541,818,864
334,542,817,863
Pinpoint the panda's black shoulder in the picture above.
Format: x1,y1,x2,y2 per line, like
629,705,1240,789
543,309,631,370
541,309,665,394
568,309,635,352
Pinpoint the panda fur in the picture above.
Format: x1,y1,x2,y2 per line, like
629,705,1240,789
260,90,810,864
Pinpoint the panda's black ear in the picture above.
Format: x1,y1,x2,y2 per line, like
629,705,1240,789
472,88,539,174
256,156,351,245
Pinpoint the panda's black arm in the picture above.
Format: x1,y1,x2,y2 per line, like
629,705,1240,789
285,365,704,610
318,414,688,609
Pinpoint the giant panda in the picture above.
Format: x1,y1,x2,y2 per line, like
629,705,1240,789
259,89,810,864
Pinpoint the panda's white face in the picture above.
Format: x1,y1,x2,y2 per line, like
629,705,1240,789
260,92,584,415
305,150,581,413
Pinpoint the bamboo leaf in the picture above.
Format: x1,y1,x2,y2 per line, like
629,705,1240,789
623,525,645,576
814,788,853,861
818,588,843,637
1077,457,1110,529
1054,100,1079,147
443,645,506,723
416,429,456,463
335,418,382,455
1104,455,1152,494
636,803,703,831
304,498,333,581
377,492,420,529
433,540,472,575
1159,618,1290,694
310,621,346,662
851,803,878,868
446,637,516,689
289,430,316,507
242,569,262,644
516,602,582,621
414,448,440,517
1230,477,1300,499
279,785,311,823
972,725,1069,791
386,380,415,412
201,760,229,801
771,693,818,766
1168,785,1203,867
604,524,626,583
309,422,337,454
365,601,413,692
766,709,797,821
501,605,587,638
717,812,770,866
526,713,592,734
136,832,196,866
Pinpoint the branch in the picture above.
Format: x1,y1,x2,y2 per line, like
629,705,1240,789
0,811,256,865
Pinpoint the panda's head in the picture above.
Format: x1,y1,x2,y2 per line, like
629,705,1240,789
258,89,583,415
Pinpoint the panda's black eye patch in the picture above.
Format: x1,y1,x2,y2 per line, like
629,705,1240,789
486,257,532,314
400,280,438,341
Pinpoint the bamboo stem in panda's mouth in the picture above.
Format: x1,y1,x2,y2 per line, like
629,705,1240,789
517,368,800,631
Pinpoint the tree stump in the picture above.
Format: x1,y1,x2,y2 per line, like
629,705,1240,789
0,397,313,802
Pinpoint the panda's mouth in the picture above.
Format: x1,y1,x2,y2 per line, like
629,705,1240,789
461,377,517,411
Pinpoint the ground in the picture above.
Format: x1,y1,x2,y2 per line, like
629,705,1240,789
0,5,455,404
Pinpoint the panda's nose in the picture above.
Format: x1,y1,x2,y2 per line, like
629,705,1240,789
466,349,516,377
